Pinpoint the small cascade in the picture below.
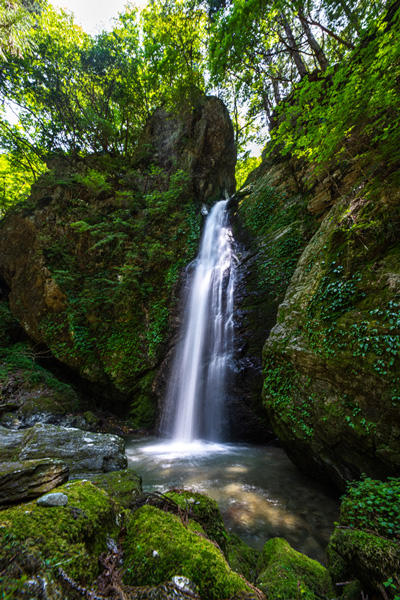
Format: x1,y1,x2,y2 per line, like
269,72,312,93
161,199,236,442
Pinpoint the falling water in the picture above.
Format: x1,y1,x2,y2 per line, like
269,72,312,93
161,199,236,442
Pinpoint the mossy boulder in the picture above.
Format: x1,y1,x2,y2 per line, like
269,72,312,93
122,505,252,599
0,341,83,429
91,469,142,508
256,538,334,600
165,489,228,552
327,477,400,598
230,154,318,442
0,480,121,586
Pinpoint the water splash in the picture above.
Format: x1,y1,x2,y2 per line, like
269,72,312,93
161,199,236,442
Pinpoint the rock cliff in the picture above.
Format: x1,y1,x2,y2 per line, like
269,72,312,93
0,96,236,428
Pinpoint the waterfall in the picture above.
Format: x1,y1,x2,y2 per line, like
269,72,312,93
161,199,236,442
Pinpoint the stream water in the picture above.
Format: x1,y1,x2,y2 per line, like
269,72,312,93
126,438,338,564
128,200,337,566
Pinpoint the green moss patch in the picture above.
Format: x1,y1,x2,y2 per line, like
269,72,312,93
257,538,334,600
165,489,228,552
91,469,142,508
122,505,251,599
0,480,120,584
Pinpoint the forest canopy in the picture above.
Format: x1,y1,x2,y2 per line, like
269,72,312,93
0,0,398,212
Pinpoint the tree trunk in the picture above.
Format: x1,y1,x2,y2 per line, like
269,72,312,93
281,13,307,78
298,11,328,71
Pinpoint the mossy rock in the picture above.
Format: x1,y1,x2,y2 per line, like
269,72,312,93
256,538,334,600
0,480,121,585
327,477,400,597
165,489,228,552
91,469,142,508
0,342,81,427
122,505,252,599
227,533,260,583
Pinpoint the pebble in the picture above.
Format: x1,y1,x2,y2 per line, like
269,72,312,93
37,492,68,507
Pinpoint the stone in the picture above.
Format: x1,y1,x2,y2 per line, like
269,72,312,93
0,423,127,474
37,492,68,506
0,458,69,506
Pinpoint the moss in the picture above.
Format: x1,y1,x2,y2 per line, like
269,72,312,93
0,342,79,419
328,528,400,597
129,372,157,430
327,478,400,597
226,533,260,583
0,480,120,584
91,469,142,508
122,505,251,599
164,489,228,552
256,538,334,600
29,162,202,422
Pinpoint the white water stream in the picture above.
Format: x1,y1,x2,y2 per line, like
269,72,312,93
161,199,236,442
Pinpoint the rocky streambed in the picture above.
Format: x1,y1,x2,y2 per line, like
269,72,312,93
1,422,398,600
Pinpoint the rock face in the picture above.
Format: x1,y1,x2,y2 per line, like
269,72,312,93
143,96,236,203
0,458,69,506
0,423,127,473
237,145,400,488
263,181,400,489
230,156,319,441
0,96,236,428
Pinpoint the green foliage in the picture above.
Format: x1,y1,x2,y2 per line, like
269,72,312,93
235,153,261,189
340,476,400,540
73,168,111,196
0,153,42,215
270,6,400,183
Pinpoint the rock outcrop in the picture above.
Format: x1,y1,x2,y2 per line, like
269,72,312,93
0,423,127,473
0,458,69,506
0,96,236,428
236,144,400,488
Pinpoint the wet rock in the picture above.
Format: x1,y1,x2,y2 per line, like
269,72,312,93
0,458,69,506
0,423,127,474
37,491,68,507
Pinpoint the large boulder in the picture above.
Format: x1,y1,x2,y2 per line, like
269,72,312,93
0,423,127,473
0,458,69,506
0,96,235,427
0,480,121,595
